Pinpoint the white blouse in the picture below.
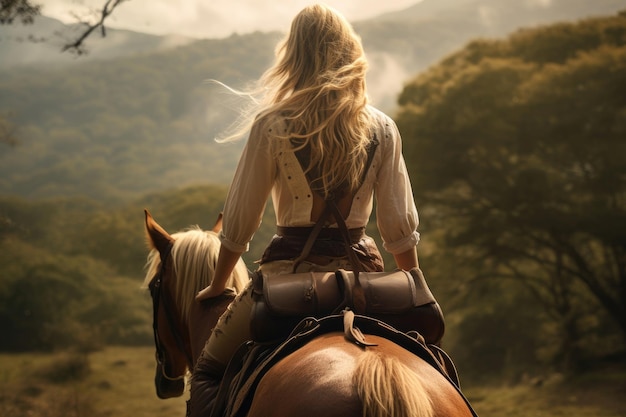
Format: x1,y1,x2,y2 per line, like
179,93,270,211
219,106,420,255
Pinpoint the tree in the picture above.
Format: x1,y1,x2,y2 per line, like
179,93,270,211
396,13,626,370
0,0,127,55
0,0,39,24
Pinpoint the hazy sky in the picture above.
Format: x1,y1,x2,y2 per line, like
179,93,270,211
41,0,423,39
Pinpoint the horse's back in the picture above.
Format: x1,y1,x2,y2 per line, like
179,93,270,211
247,333,361,416
246,333,474,417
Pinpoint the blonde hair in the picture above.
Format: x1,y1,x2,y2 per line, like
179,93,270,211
217,4,372,198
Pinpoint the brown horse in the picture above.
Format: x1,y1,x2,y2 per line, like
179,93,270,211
144,210,476,417
143,210,249,399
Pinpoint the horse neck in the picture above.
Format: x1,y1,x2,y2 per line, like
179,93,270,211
186,295,234,366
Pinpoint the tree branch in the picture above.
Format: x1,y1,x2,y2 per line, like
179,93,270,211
61,0,128,55
1,0,129,55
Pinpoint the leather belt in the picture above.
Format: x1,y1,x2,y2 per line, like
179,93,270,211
276,226,366,244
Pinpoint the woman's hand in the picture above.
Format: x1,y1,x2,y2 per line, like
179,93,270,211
196,283,227,301
195,245,244,302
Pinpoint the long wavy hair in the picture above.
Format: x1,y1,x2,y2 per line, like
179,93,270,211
218,4,372,198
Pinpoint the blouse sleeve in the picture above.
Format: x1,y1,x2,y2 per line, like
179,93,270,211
374,115,420,254
220,119,276,252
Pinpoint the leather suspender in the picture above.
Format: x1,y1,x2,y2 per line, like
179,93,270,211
291,135,379,277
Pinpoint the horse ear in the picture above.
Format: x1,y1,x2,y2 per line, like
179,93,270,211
145,209,175,256
211,212,223,233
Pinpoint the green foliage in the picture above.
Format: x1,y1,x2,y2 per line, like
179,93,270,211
397,12,626,378
0,184,279,352
448,288,543,384
0,235,154,351
0,192,160,351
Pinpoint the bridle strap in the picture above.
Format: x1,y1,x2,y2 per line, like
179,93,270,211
150,242,193,377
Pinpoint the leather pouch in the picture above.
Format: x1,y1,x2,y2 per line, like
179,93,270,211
250,267,444,344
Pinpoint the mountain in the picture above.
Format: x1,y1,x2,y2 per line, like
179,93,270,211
0,31,281,202
377,0,625,24
3,0,624,73
0,15,194,70
0,0,624,203
355,0,626,109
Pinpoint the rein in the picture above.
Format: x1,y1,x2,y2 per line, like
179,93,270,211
148,242,193,380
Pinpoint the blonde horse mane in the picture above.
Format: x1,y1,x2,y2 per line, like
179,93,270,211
143,226,249,322
354,350,434,417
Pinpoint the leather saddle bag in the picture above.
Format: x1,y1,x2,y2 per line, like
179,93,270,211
250,267,445,344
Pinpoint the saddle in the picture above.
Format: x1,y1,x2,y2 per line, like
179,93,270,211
211,312,476,417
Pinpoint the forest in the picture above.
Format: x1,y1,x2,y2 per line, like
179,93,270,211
0,5,625,417
396,10,626,378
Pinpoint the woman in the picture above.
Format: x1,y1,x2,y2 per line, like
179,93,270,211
189,4,438,416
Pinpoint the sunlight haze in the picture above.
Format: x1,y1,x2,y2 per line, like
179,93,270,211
41,0,425,38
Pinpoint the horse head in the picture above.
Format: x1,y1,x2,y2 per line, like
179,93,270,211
143,209,248,399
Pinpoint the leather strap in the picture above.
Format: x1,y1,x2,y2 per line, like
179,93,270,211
291,202,333,272
291,136,379,276
277,225,365,241
327,200,368,314
343,309,377,347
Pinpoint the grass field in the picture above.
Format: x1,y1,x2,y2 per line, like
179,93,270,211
1,346,624,417
465,372,626,417
0,346,187,417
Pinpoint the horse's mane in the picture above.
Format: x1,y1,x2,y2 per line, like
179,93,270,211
143,226,249,322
